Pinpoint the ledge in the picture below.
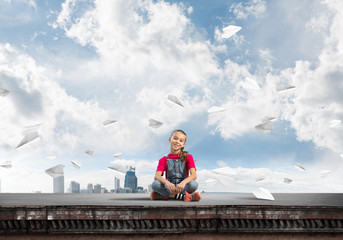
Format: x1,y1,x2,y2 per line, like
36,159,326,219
1,193,343,236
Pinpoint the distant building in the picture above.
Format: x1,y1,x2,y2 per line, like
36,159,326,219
93,184,101,193
80,189,88,194
135,186,146,193
53,176,64,193
87,183,93,194
114,177,120,192
101,188,109,194
69,181,80,193
124,167,137,191
118,187,133,193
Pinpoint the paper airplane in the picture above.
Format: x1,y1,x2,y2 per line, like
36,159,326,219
167,95,184,107
148,119,163,129
205,178,217,187
320,169,331,177
0,88,10,97
16,131,40,149
255,121,273,134
71,160,81,169
45,152,56,160
329,119,341,128
295,163,305,171
23,123,42,134
108,165,127,174
0,160,12,169
210,167,236,180
85,150,94,156
340,154,343,159
208,106,226,114
113,152,122,158
277,85,296,92
253,187,275,201
255,176,265,182
284,177,293,184
45,164,65,177
261,116,276,123
222,25,242,39
103,120,117,126
240,78,261,90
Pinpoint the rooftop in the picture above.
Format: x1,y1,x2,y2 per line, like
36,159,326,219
1,193,343,238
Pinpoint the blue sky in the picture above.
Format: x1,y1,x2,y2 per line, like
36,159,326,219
1,0,343,193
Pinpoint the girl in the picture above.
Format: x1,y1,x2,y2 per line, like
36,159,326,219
150,129,201,201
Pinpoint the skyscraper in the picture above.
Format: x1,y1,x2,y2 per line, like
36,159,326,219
69,181,80,193
114,177,120,192
53,176,64,193
87,183,93,193
124,166,137,191
93,184,101,193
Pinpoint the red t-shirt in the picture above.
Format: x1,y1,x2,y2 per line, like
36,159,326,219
156,153,196,179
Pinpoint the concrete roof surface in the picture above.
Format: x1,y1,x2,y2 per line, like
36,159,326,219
1,193,343,207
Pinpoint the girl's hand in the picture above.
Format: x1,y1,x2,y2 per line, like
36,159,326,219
166,182,176,193
176,182,186,193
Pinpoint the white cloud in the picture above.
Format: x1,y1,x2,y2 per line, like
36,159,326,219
230,0,266,20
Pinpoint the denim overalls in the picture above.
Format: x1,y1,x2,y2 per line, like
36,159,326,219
166,157,186,185
151,155,198,197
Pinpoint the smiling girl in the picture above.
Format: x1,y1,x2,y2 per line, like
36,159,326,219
150,130,201,201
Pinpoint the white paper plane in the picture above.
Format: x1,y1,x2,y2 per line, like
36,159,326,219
253,187,275,201
148,119,163,129
103,120,117,126
45,164,65,177
0,88,10,97
255,176,265,182
261,116,276,123
113,152,122,158
45,152,56,160
208,106,226,114
0,160,12,169
16,131,39,149
222,25,242,39
85,150,94,156
329,119,341,128
240,78,261,90
320,169,331,177
205,178,217,187
23,123,42,134
340,154,343,159
210,167,236,181
277,85,296,92
255,121,273,134
108,165,127,174
167,95,184,107
284,177,293,184
71,160,81,169
295,163,305,171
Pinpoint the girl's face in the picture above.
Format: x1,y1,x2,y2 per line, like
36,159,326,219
169,131,186,154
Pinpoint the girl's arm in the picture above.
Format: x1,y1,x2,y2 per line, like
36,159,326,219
175,168,197,193
154,171,176,194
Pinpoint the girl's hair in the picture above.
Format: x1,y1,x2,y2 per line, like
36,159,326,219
171,129,188,162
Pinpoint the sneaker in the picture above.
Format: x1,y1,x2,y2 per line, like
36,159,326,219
150,191,169,200
184,191,201,202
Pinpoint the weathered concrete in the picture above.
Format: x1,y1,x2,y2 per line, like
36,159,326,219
1,193,343,238
1,192,343,206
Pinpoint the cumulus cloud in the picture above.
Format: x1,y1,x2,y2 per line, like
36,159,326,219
230,0,266,20
1,0,343,193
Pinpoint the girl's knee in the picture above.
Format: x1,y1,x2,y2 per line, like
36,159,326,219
187,180,198,193
151,180,162,191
